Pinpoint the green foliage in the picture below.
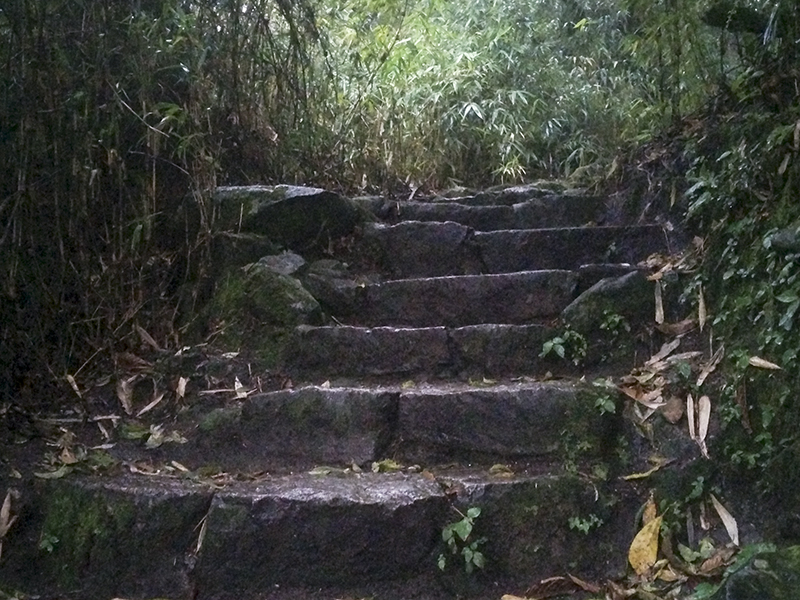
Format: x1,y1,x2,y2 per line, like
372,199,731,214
567,512,603,535
540,328,588,365
593,379,618,415
599,310,631,337
438,506,486,575
679,0,800,489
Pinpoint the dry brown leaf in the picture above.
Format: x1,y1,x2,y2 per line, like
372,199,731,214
59,447,78,465
66,374,82,398
697,346,725,387
195,515,208,554
735,382,752,433
234,376,248,399
697,395,711,458
116,376,136,415
643,491,658,525
0,490,17,538
606,579,636,599
698,286,707,331
687,394,696,440
621,465,664,481
646,339,681,366
628,516,662,575
794,119,800,151
654,281,664,325
656,318,696,336
710,494,739,546
661,396,685,424
136,391,165,417
656,563,684,582
567,573,601,593
176,376,188,399
779,153,791,175
748,356,782,370
700,502,711,531
699,545,736,574
523,576,576,599
136,324,161,351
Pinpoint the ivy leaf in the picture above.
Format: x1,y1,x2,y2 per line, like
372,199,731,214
453,518,473,541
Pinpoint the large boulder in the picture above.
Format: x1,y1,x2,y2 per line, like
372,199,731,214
561,271,655,366
213,185,364,253
207,261,322,364
299,258,359,317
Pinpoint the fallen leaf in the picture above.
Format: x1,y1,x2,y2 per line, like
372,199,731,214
136,324,161,351
176,376,188,399
489,464,514,476
308,466,332,476
523,576,576,598
145,425,187,449
0,490,17,538
735,383,752,433
116,375,137,415
699,545,736,574
372,459,403,473
656,318,696,336
643,491,658,524
710,494,739,546
622,464,665,481
687,394,696,440
567,573,601,593
136,391,165,417
654,281,664,324
697,395,711,458
401,380,415,389
656,563,683,582
646,339,681,366
697,346,725,387
66,374,82,398
34,465,72,479
320,380,331,389
59,447,79,465
748,356,781,370
698,286,707,331
234,376,248,398
629,516,662,575
660,396,685,424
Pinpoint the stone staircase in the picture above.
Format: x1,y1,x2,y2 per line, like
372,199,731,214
0,184,679,600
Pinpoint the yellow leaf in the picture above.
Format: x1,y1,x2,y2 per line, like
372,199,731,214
748,356,781,370
643,491,658,525
629,516,662,575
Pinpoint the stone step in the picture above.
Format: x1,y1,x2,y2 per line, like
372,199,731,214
350,270,577,327
283,323,570,381
369,194,608,230
2,470,637,599
186,381,621,470
362,222,669,278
